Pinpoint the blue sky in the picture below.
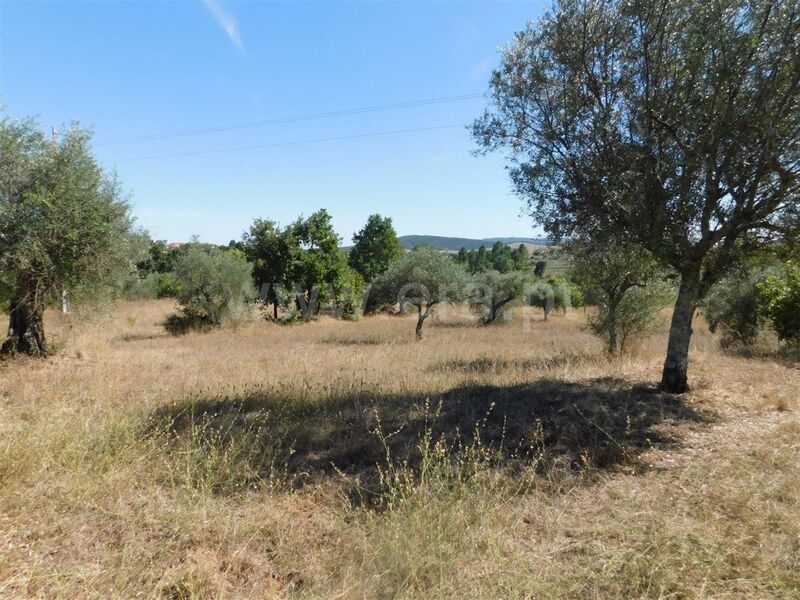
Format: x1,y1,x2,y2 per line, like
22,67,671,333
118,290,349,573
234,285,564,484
1,0,547,244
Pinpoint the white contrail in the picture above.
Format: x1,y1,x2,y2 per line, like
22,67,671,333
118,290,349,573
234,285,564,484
202,0,245,55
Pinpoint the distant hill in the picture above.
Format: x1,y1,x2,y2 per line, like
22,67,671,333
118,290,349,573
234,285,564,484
397,235,551,251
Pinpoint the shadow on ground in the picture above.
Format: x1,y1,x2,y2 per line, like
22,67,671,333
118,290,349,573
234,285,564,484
147,376,712,500
319,337,389,346
727,346,800,365
430,353,591,374
114,332,169,343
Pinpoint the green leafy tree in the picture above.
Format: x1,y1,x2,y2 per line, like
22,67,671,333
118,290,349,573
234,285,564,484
457,247,468,265
348,214,403,282
1,118,135,356
242,218,295,320
473,0,800,392
287,209,350,320
371,245,469,340
512,244,530,270
165,246,255,333
758,262,800,346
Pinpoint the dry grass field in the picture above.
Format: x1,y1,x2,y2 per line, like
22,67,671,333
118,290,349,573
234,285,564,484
1,299,799,599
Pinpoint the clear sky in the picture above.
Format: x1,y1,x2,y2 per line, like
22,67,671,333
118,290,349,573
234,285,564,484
1,0,547,245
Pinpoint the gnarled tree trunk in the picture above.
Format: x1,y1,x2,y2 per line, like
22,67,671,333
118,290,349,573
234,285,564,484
4,295,47,356
415,303,434,341
660,267,701,393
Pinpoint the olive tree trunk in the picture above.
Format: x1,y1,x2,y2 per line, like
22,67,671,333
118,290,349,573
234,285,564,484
415,303,435,341
660,267,701,393
4,296,47,356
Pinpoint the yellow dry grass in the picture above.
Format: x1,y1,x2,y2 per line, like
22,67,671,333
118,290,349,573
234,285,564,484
0,299,798,599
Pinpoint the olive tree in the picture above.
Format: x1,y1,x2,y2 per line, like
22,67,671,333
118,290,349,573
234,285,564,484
165,246,255,333
471,270,529,324
371,245,468,340
571,240,669,354
473,0,800,392
1,118,134,356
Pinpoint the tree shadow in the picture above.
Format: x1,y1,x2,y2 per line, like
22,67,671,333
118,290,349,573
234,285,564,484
114,332,169,343
319,337,389,347
726,345,800,366
431,353,590,374
146,377,712,501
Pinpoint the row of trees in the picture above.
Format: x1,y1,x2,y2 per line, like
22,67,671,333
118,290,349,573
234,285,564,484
242,211,397,321
455,242,531,274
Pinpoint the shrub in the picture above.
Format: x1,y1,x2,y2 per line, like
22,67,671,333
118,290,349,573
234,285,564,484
122,272,182,301
333,266,366,321
589,281,673,353
758,262,800,347
165,246,256,334
703,267,774,348
570,240,670,354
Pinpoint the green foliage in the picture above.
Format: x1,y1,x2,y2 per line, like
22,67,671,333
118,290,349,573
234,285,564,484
166,246,255,333
474,0,800,389
286,210,351,319
703,266,776,348
136,239,181,276
758,262,800,347
590,282,674,354
243,210,357,321
456,243,531,274
122,272,182,301
471,270,530,324
0,119,135,298
371,246,469,310
0,117,136,354
242,218,294,318
371,246,468,339
334,266,366,321
527,279,568,320
571,240,670,353
348,214,403,283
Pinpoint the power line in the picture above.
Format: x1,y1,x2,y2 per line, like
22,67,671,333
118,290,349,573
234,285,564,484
110,123,466,162
95,93,483,146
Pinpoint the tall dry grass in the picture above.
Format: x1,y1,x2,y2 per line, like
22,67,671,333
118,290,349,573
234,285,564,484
0,299,798,598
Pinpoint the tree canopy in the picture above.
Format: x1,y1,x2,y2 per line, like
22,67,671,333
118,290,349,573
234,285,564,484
1,118,135,355
371,245,469,340
474,0,800,391
348,214,403,283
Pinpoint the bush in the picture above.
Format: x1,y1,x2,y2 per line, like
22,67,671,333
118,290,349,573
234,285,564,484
703,267,775,348
333,266,366,321
528,278,569,320
122,272,182,300
165,246,256,334
758,261,800,347
590,280,673,353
